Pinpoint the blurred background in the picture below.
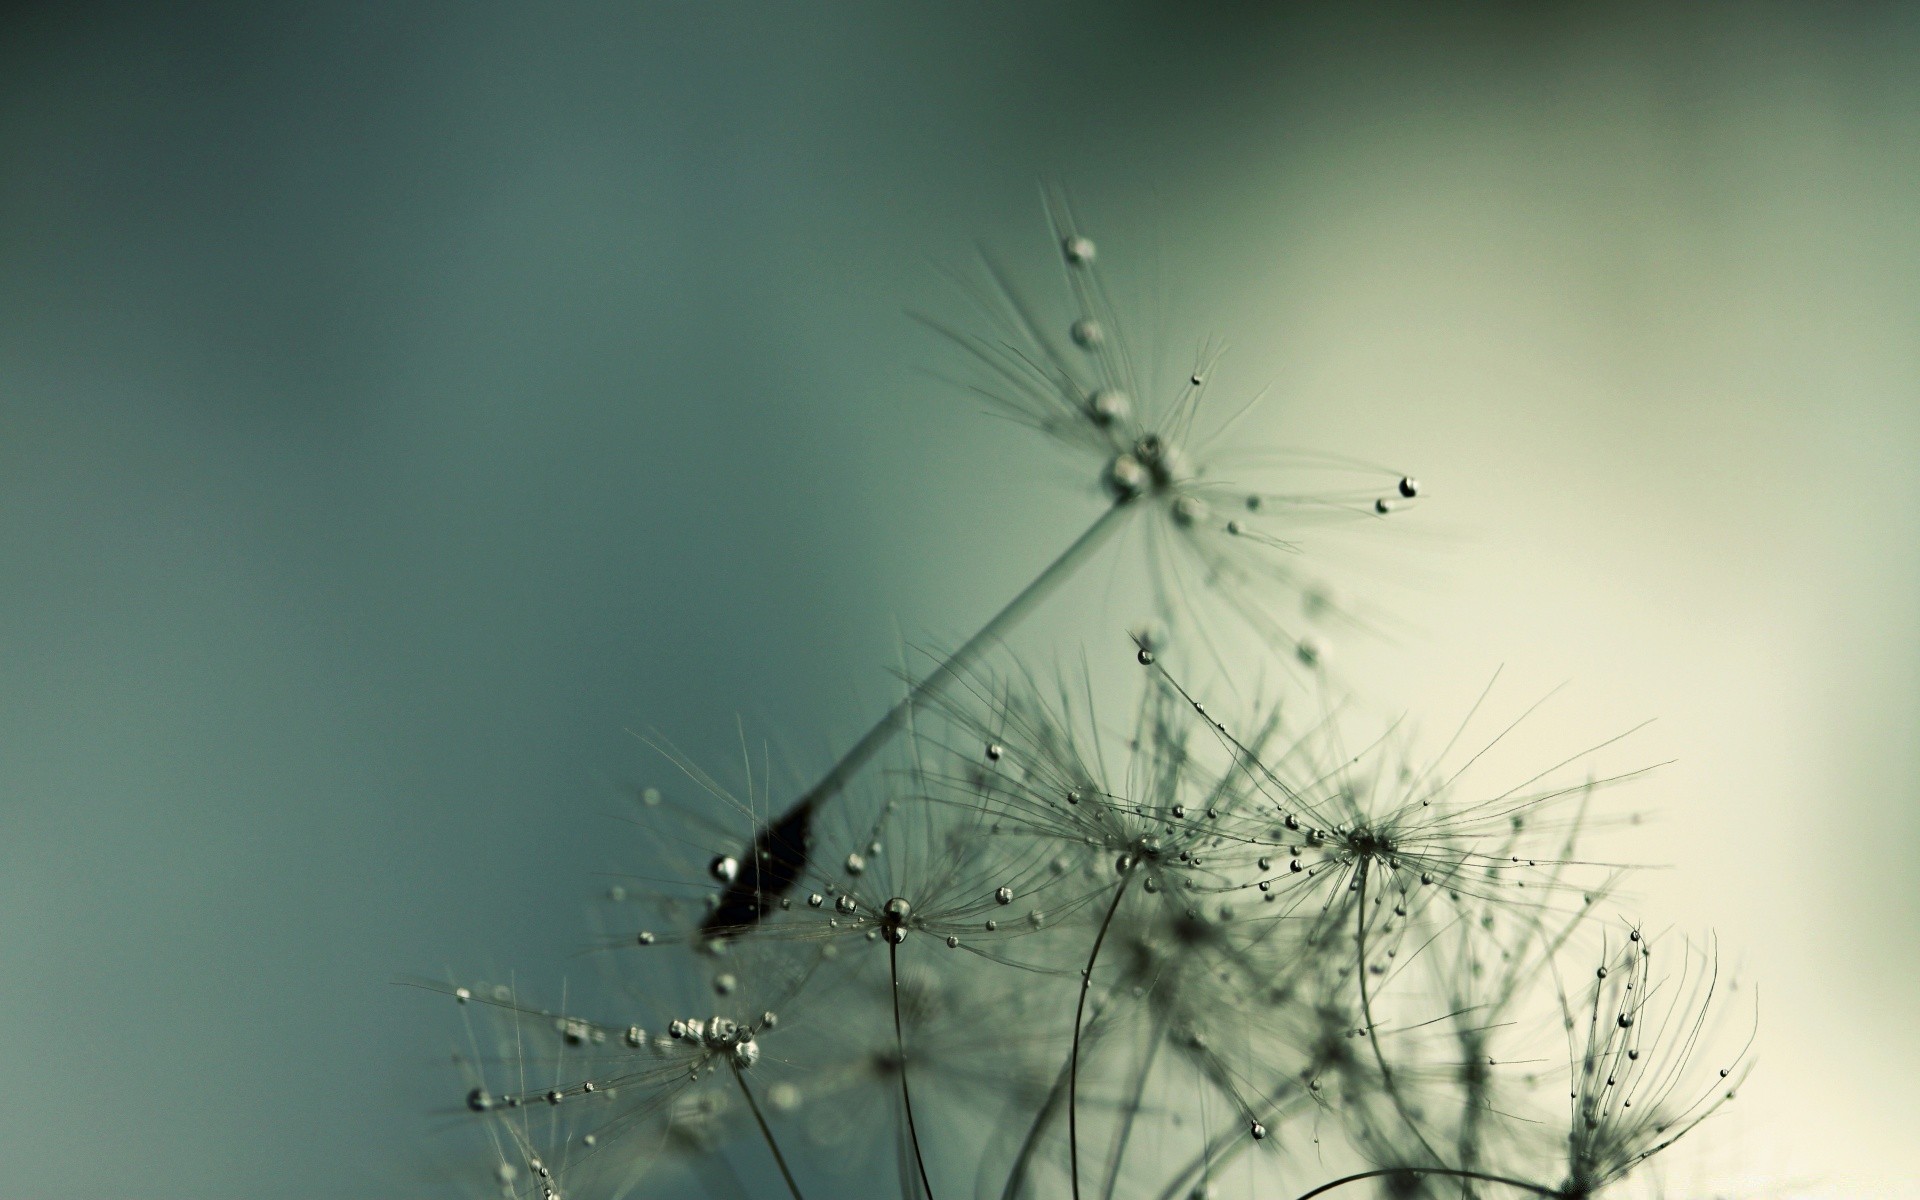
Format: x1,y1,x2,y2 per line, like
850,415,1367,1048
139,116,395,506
2,3,1914,1196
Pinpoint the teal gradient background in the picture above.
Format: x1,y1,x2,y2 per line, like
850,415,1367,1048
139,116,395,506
2,4,1914,1197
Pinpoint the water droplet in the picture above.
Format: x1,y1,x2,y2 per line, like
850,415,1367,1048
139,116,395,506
946,935,960,948
986,742,1003,762
807,893,824,908
835,894,857,914
1063,235,1096,266
845,852,866,876
453,987,471,1003
1172,804,1186,819
1629,929,1641,942
1089,387,1128,425
1066,788,1084,805
769,1082,801,1110
642,787,662,807
1190,373,1205,387
1596,966,1608,979
1618,1013,1634,1028
625,1025,645,1048
607,885,627,902
984,919,998,932
884,926,907,944
714,973,738,995
1136,645,1155,665
1398,476,1419,498
1374,498,1394,515
466,1086,492,1112
1107,453,1149,500
1070,317,1103,348
1296,635,1327,668
1171,495,1207,527
995,886,1013,905
733,1039,760,1068
1249,1121,1266,1140
546,1089,564,1106
710,855,739,884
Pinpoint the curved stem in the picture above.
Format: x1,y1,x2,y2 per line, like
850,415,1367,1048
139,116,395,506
705,501,1133,935
890,937,937,1200
1070,869,1135,1200
1354,861,1441,1164
1292,1167,1560,1200
732,1064,807,1200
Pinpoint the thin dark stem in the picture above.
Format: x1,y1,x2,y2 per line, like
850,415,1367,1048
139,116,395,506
732,1064,807,1200
711,502,1135,932
793,500,1129,814
1354,861,1442,1164
1292,1167,1561,1200
1070,868,1135,1200
890,937,937,1200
